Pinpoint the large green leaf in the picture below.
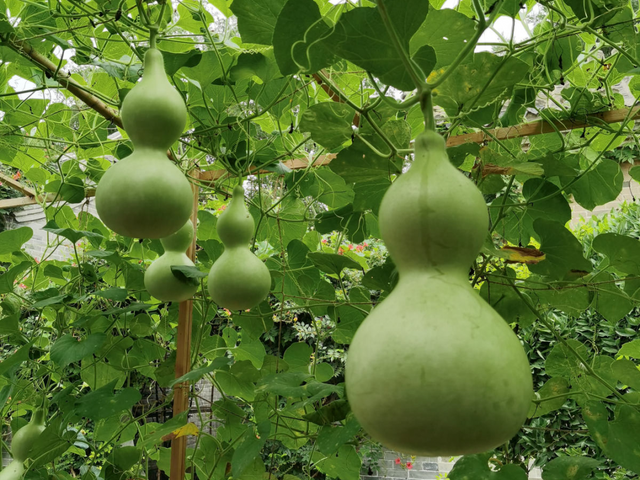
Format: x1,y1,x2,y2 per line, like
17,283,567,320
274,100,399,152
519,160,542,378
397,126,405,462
230,0,287,45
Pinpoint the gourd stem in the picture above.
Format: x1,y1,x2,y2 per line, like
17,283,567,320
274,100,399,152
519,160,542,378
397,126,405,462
149,27,158,49
421,90,435,132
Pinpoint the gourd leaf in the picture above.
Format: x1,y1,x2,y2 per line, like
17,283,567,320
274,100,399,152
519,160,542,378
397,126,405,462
528,377,570,418
0,342,32,377
541,456,600,480
592,233,640,275
272,0,335,75
51,333,107,367
171,265,208,286
312,445,361,480
410,9,476,68
303,399,352,427
231,420,271,478
43,221,104,244
299,103,355,150
75,380,142,420
583,402,640,474
229,0,287,45
448,452,527,479
529,219,592,280
0,227,32,257
307,252,361,276
562,159,623,210
0,261,32,294
619,339,640,357
29,416,78,469
168,357,232,388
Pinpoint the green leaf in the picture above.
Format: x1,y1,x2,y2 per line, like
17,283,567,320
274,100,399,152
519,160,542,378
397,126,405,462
168,358,231,388
43,221,103,244
326,2,430,91
432,53,529,112
231,421,271,477
449,452,527,480
315,416,360,455
592,233,640,275
529,377,570,418
619,339,640,358
563,159,623,210
410,9,476,68
304,399,353,427
95,288,128,302
479,270,536,328
529,219,592,280
283,343,312,373
0,262,31,294
171,265,207,287
592,272,634,324
230,0,287,45
273,0,335,75
541,456,600,480
312,445,362,480
51,334,107,367
583,402,640,474
610,359,640,390
75,380,142,420
0,342,31,377
299,103,355,150
307,252,361,276
545,339,590,379
0,227,32,258
29,416,77,468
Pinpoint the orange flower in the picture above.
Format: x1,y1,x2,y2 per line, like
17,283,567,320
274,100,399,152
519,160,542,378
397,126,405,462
12,172,21,180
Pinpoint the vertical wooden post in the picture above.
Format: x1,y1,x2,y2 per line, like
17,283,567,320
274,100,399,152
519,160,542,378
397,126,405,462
170,171,200,480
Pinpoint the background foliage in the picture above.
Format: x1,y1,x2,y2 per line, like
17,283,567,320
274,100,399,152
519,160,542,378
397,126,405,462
2,0,640,479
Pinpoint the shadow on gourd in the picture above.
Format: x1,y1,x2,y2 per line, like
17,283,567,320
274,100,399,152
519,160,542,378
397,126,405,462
207,185,271,311
345,130,533,456
144,220,198,303
95,47,193,239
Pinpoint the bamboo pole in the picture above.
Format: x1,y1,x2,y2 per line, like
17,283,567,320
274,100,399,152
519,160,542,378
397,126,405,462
169,171,199,480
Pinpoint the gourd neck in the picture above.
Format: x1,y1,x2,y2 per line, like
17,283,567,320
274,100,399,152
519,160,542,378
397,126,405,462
217,186,254,248
141,49,166,82
31,408,45,426
161,220,193,252
397,265,471,286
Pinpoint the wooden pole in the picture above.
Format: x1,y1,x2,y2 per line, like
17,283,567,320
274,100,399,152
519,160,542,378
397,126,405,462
170,171,199,480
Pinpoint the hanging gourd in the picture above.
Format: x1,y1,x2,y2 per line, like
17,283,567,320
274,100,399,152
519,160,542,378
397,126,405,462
95,41,193,239
207,185,271,311
0,407,46,480
144,219,198,303
345,129,533,456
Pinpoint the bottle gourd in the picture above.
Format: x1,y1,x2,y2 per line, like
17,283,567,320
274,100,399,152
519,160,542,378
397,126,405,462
0,408,46,480
207,186,271,311
345,130,533,456
144,220,198,302
95,47,193,239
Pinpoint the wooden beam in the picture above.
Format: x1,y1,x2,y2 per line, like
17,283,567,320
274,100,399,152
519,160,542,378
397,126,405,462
0,173,36,197
198,154,336,184
170,171,199,480
0,188,96,210
445,106,640,147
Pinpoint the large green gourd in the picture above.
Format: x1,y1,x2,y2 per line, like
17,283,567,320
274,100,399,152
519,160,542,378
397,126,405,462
95,48,193,239
144,220,198,302
345,130,533,456
207,186,271,311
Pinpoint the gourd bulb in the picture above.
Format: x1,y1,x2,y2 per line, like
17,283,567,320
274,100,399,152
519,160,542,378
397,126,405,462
345,130,533,456
145,220,198,303
207,185,271,311
95,48,193,239
11,408,45,463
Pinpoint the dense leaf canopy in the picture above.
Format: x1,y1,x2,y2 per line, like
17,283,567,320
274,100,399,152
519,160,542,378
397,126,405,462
2,0,640,478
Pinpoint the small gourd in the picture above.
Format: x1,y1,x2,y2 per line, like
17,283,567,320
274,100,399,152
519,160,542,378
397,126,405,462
144,220,198,303
1,407,46,480
95,47,193,239
207,186,271,311
345,130,533,456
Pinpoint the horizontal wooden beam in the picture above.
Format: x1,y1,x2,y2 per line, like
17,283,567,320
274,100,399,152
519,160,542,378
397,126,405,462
0,173,36,197
0,188,96,210
198,154,336,184
445,106,640,147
